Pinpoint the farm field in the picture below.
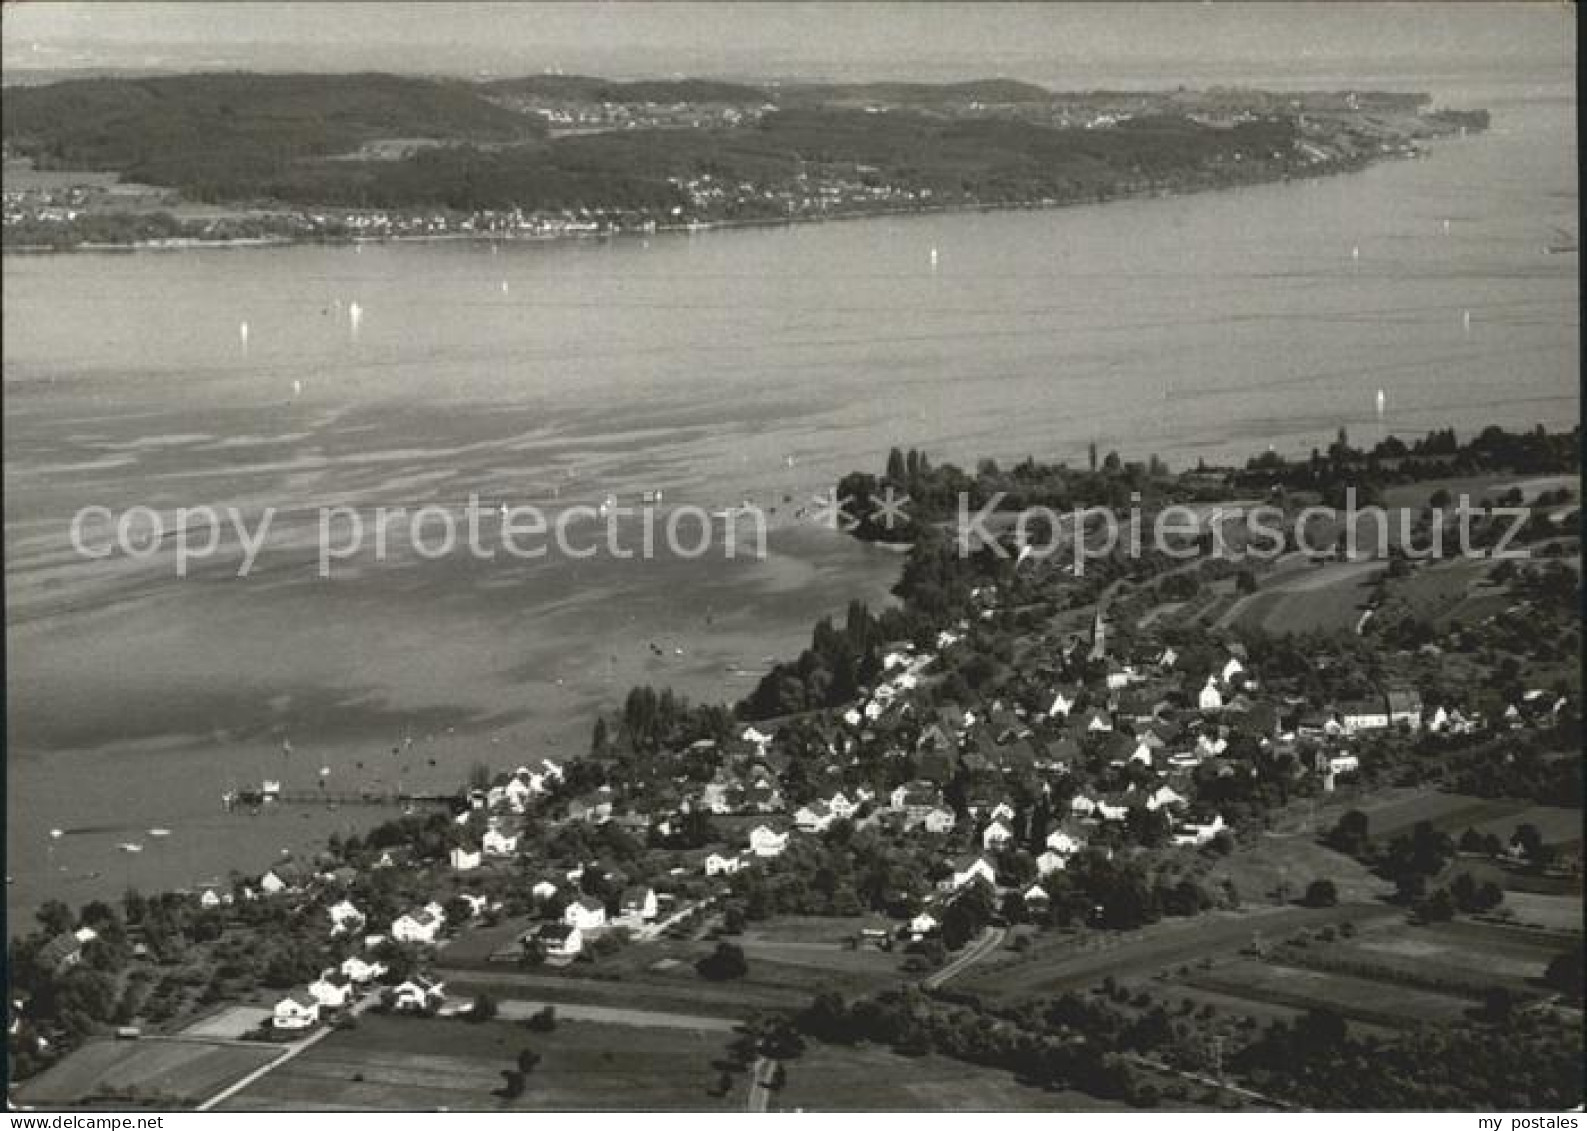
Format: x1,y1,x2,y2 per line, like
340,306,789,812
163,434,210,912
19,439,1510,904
1339,789,1534,841
1220,559,1385,635
181,1006,273,1040
441,960,806,1018
958,903,1397,1007
773,1040,1130,1112
1185,958,1474,1029
1495,892,1584,933
1344,918,1562,985
1468,804,1583,849
14,1038,281,1109
217,1014,742,1111
1211,833,1390,905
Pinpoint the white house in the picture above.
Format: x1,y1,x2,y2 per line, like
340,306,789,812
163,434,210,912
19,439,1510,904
1036,850,1068,876
921,807,957,834
534,922,582,961
1387,689,1423,731
748,825,789,858
1048,685,1079,718
987,800,1016,824
1095,799,1129,822
940,855,997,892
340,956,387,985
908,912,939,939
794,802,835,833
483,828,519,857
1221,655,1245,686
531,880,559,903
387,977,445,1013
1172,814,1228,847
259,868,296,896
308,973,355,1010
1196,733,1229,758
704,852,743,877
981,819,1014,851
620,886,658,924
327,900,366,937
1145,785,1186,811
1070,794,1098,818
1338,699,1390,733
1128,739,1154,766
1198,678,1224,713
1023,883,1051,909
564,897,606,932
449,845,482,872
1045,829,1083,856
827,792,857,819
1325,752,1360,775
391,909,442,945
272,991,320,1031
198,888,223,910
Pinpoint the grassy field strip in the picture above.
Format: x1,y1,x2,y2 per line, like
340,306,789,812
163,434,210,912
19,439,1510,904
492,998,738,1031
13,1038,283,1109
1186,960,1473,1028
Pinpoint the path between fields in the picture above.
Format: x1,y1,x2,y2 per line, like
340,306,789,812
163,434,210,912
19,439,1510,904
491,998,738,1032
924,926,1007,990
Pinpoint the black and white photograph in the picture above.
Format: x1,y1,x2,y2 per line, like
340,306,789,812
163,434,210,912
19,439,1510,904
2,1,1581,1116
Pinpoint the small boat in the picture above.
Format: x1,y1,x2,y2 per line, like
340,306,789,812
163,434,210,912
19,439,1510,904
119,843,144,854
147,828,171,838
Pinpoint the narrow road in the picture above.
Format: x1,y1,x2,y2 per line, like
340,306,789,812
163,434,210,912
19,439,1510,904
923,926,1006,990
747,1055,776,1112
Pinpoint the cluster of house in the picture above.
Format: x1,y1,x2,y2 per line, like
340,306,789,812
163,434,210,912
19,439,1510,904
199,599,1575,1038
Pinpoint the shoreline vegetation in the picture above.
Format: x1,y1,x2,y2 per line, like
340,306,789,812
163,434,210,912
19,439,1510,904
8,423,1580,1110
2,72,1490,252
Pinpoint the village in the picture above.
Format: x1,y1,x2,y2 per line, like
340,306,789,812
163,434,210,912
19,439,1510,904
8,426,1581,1110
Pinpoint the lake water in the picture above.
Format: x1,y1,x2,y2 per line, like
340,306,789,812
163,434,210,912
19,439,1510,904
3,76,1577,917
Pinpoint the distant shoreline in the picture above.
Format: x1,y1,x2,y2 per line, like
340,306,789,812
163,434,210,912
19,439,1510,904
1,145,1424,257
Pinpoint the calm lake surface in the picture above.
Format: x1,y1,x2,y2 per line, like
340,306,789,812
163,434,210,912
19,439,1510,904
4,76,1577,916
